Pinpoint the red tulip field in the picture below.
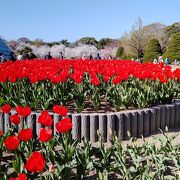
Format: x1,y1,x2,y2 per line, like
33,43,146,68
1,59,180,179
0,59,180,112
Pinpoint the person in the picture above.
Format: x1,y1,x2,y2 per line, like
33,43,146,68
0,52,4,63
153,58,158,64
44,52,52,59
140,58,143,64
89,54,93,60
59,52,64,59
108,55,112,60
82,55,86,60
17,52,24,60
158,56,163,63
9,51,16,62
165,57,169,65
96,53,101,60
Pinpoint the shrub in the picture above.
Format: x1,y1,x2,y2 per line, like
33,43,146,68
116,47,124,58
144,39,162,62
163,32,180,61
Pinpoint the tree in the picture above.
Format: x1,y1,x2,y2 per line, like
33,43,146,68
16,46,35,59
77,37,97,46
161,23,180,52
119,22,166,58
17,37,30,43
142,23,166,50
144,39,162,62
126,17,145,59
47,42,60,47
60,39,70,47
116,47,124,58
31,39,45,47
163,32,180,61
19,46,33,54
97,38,112,49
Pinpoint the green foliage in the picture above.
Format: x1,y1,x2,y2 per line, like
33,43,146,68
47,42,60,47
120,53,128,59
16,46,37,59
164,23,180,38
163,32,180,61
97,38,112,49
116,47,124,58
2,128,180,179
161,23,180,52
1,75,180,112
77,37,98,46
144,39,162,62
30,39,45,47
28,52,37,59
60,39,70,47
163,23,180,42
18,46,32,54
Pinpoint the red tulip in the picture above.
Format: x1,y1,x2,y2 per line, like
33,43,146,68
1,104,12,113
10,114,20,125
56,118,72,133
0,130,3,136
17,174,27,180
52,105,68,116
39,128,52,142
4,135,20,151
38,111,53,127
18,128,33,142
9,174,27,180
24,151,45,173
15,106,31,117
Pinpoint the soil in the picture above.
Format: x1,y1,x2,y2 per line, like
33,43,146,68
100,128,180,149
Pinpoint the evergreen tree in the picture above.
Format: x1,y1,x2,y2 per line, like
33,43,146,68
97,38,112,49
77,37,97,46
163,32,180,61
116,47,124,58
144,39,162,62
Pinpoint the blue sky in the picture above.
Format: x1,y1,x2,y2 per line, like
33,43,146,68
1,0,180,42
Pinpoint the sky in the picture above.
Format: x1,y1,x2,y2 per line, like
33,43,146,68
0,0,180,42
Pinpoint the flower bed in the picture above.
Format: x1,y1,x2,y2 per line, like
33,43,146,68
1,59,180,112
0,105,180,179
1,60,180,179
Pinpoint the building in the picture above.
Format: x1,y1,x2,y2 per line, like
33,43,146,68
0,38,11,60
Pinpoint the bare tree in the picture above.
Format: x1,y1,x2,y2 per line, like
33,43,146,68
127,17,145,59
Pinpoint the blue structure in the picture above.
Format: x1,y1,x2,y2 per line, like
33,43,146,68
0,38,11,60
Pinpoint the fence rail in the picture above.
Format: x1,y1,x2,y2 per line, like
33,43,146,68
1,101,180,142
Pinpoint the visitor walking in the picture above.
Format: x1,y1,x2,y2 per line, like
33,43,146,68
0,52,4,63
82,55,86,60
96,53,101,60
9,51,16,62
44,52,52,59
17,52,24,60
165,57,170,65
153,58,158,64
59,52,64,59
108,55,113,60
89,54,93,60
158,56,163,63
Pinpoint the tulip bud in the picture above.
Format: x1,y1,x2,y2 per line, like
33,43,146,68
49,164,55,173
127,131,131,138
109,128,112,135
165,126,168,132
97,129,100,135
